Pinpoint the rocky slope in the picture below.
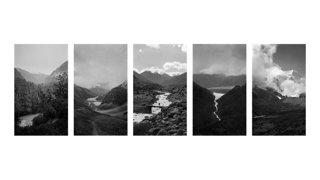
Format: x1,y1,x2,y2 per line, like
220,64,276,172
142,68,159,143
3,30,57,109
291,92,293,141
134,95,187,136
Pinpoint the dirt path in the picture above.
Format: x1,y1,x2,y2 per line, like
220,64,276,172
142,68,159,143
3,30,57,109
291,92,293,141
90,121,99,135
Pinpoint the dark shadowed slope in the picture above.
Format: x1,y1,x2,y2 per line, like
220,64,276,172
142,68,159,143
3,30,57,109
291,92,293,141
101,81,127,107
193,82,218,135
252,86,305,135
217,85,246,135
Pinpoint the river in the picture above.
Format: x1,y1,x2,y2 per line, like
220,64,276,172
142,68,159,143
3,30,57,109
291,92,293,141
213,92,224,121
19,113,41,127
133,91,172,123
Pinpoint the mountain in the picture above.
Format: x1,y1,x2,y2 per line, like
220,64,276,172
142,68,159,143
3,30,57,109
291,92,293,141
101,82,127,106
134,71,162,91
44,61,68,84
217,85,246,135
252,86,306,135
193,82,217,135
74,85,97,102
89,86,108,96
15,68,47,84
140,71,171,84
193,73,246,88
14,68,25,80
162,72,187,88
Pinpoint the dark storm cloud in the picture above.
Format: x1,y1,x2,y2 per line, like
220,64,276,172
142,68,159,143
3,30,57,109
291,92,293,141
74,44,127,89
193,44,246,75
15,44,67,74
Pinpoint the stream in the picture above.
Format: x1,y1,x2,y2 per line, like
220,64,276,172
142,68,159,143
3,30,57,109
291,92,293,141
19,113,41,127
213,92,224,121
133,91,172,123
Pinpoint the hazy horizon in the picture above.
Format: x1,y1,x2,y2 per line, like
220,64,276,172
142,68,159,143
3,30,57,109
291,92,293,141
15,44,68,75
74,44,127,89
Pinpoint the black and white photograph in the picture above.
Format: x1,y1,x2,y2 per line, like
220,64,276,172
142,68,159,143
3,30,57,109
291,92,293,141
74,44,127,135
252,44,306,135
193,44,246,135
14,44,68,135
133,44,187,135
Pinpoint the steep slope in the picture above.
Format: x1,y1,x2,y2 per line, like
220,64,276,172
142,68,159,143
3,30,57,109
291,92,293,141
15,68,25,80
217,85,247,135
15,68,47,84
134,71,162,91
193,73,246,88
44,61,68,84
193,82,217,135
140,71,171,84
74,85,97,102
101,82,127,106
162,72,186,88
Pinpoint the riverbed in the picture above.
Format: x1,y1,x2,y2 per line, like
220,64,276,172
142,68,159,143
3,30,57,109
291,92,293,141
19,113,41,127
213,92,224,121
133,91,172,123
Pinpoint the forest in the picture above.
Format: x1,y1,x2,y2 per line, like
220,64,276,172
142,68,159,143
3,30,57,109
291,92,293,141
15,71,68,135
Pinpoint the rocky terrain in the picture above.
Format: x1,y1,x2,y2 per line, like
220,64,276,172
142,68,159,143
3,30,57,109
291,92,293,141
134,88,187,136
134,71,187,135
252,86,306,135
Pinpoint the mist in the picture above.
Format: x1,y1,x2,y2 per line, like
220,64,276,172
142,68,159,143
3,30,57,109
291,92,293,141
74,44,127,89
253,44,305,97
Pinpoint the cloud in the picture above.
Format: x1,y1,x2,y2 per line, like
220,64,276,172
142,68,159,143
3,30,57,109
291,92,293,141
199,58,246,75
253,44,305,97
145,44,160,49
139,61,187,76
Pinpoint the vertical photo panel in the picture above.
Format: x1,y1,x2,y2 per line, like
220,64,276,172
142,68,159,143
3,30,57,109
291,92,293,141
74,44,127,135
133,44,187,136
14,44,68,135
252,44,306,135
193,44,247,135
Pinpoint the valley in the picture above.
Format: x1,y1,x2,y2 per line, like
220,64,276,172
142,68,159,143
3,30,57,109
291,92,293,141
14,61,69,135
193,76,246,135
74,82,128,135
133,71,187,136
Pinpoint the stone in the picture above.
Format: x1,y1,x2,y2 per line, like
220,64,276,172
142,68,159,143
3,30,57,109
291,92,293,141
157,129,168,135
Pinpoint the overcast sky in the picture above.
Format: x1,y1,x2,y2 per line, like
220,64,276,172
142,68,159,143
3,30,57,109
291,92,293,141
193,44,246,75
15,44,67,74
134,44,187,76
274,44,306,77
74,44,127,89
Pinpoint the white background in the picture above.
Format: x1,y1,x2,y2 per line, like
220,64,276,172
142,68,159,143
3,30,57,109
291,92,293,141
0,0,319,179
